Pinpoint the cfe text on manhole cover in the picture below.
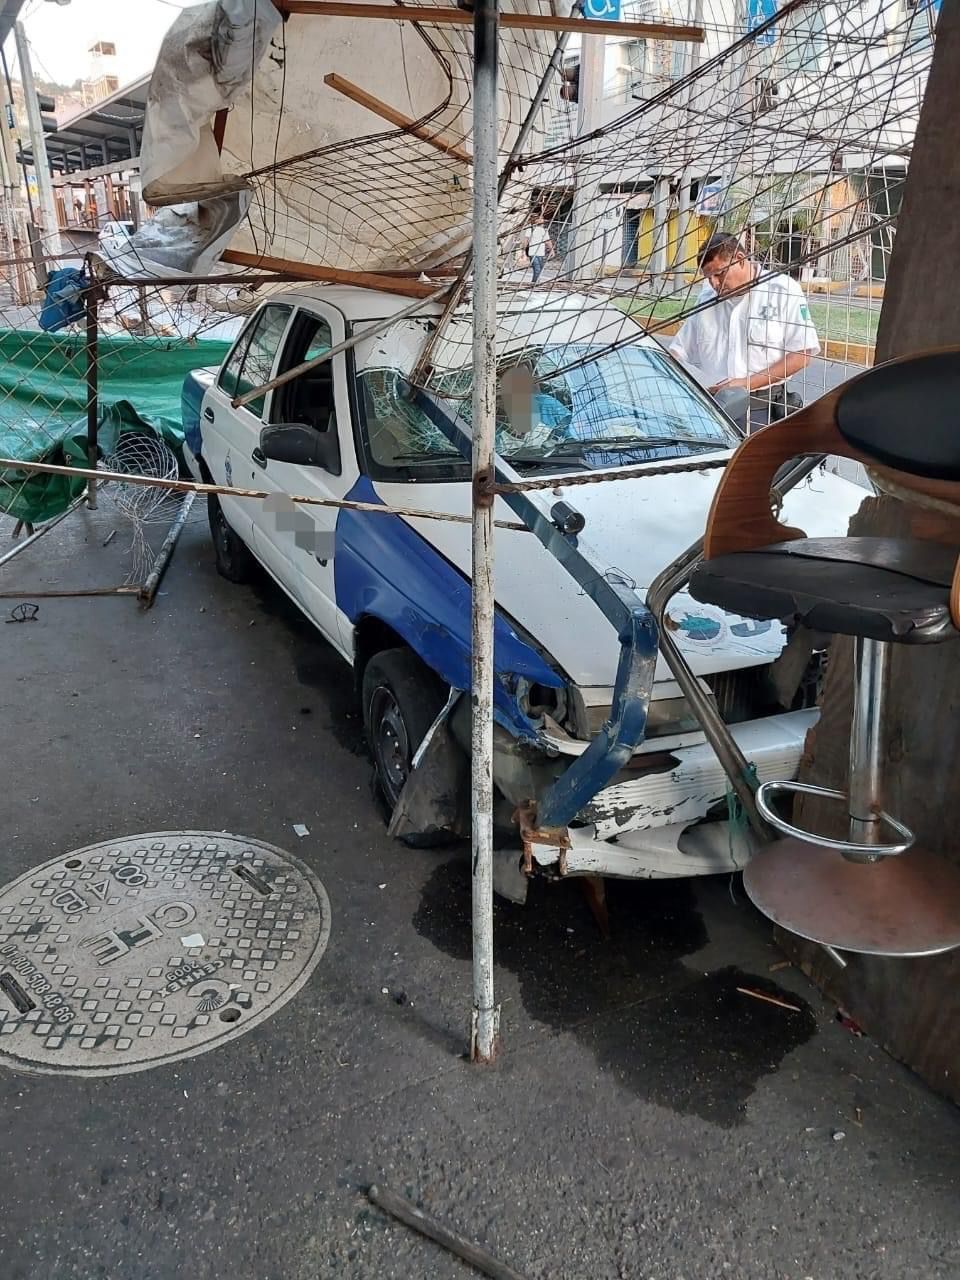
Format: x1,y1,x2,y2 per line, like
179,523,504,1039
0,832,331,1077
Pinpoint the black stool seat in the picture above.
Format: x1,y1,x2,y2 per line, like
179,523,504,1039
690,536,960,643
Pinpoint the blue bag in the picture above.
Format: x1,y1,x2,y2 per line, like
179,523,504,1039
39,267,88,333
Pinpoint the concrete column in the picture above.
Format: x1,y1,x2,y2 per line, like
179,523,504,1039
672,178,694,288
570,34,606,280
650,177,671,277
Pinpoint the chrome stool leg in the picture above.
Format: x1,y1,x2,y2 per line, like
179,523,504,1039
848,638,898,858
754,638,915,858
744,636,960,956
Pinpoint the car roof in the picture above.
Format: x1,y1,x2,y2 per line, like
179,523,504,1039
267,282,646,327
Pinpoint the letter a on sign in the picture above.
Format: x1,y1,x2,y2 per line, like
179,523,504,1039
583,0,622,19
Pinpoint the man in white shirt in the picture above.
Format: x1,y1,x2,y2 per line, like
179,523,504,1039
668,232,820,428
524,212,553,285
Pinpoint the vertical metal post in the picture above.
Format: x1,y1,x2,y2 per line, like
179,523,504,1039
85,286,99,510
26,221,47,289
847,636,889,861
14,23,62,259
470,0,500,1065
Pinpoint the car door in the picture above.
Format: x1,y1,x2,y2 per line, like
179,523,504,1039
200,302,294,547
250,302,360,658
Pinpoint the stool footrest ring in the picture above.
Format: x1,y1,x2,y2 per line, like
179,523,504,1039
755,780,915,857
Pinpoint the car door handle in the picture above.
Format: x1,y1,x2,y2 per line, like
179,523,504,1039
203,407,215,422
252,448,268,470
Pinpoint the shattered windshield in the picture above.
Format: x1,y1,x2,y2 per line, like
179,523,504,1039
358,343,739,479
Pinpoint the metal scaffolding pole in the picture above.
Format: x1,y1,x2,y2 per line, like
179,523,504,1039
470,0,500,1065
85,287,99,510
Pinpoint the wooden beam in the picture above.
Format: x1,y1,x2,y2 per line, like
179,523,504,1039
221,248,439,298
323,73,471,164
274,2,704,41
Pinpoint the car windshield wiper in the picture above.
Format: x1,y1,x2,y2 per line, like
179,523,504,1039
391,450,467,463
556,435,727,454
503,452,589,470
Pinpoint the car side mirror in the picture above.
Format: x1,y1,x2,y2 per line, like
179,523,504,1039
260,423,340,473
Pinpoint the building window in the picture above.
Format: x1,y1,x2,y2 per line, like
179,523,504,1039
782,5,828,75
622,39,648,101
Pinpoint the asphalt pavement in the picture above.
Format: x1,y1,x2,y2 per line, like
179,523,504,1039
0,502,957,1280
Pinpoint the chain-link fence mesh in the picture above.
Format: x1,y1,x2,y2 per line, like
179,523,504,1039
0,0,939,533
406,0,932,426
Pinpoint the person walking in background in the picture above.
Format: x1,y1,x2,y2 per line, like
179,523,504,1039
668,231,820,429
524,211,553,285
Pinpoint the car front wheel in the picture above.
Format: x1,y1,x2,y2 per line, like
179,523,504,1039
208,493,254,584
362,648,450,847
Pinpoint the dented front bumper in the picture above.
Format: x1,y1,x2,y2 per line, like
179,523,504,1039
521,708,817,879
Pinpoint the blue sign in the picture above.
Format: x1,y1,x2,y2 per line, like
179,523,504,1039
747,0,777,47
582,0,622,20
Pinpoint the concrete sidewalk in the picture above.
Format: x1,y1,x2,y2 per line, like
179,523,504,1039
0,504,956,1280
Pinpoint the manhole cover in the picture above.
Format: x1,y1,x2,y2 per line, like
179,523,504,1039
0,832,331,1077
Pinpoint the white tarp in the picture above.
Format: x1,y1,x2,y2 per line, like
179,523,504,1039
118,0,556,279
141,0,282,204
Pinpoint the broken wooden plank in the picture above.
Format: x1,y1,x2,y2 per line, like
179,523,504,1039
323,73,472,164
275,1,704,42
220,249,438,298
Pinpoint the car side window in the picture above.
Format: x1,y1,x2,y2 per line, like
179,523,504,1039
218,304,292,417
218,317,257,399
272,313,337,435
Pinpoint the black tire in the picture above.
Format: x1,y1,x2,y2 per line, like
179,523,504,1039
362,647,451,848
208,492,254,584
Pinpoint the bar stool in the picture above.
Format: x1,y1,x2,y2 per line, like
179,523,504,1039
689,349,960,956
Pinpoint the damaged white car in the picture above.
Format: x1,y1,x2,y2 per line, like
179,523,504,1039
182,284,863,897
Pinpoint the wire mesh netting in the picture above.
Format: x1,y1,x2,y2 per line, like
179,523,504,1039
168,0,933,460
403,0,935,436
0,217,249,547
0,0,940,534
103,431,182,582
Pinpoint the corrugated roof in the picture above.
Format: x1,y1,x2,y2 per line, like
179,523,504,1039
21,73,150,175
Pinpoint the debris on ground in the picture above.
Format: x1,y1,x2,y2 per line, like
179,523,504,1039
367,1183,528,1280
736,986,802,1013
836,1009,865,1036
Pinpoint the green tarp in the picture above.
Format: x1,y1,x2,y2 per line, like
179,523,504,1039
0,329,231,524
